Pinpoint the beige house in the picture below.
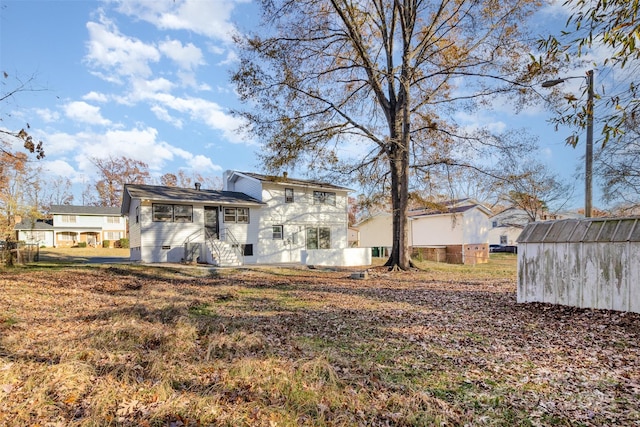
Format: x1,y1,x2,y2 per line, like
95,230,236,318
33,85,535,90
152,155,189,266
409,200,492,264
356,199,493,264
354,213,393,257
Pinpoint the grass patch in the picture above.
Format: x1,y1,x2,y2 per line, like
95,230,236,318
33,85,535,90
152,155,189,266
1,264,638,426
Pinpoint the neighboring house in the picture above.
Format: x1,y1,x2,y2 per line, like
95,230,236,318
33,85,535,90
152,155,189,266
50,205,126,247
488,207,583,247
121,171,364,266
354,213,393,257
347,227,359,247
488,207,528,246
355,199,492,264
409,199,492,264
14,219,55,247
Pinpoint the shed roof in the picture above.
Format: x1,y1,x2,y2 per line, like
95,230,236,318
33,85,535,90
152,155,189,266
517,217,640,243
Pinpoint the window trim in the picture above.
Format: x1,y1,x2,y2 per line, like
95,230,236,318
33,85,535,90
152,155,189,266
306,226,331,249
313,191,336,206
272,225,284,239
223,207,250,224
152,204,193,223
285,188,294,203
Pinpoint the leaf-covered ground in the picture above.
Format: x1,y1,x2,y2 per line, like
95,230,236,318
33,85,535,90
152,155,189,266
0,264,639,426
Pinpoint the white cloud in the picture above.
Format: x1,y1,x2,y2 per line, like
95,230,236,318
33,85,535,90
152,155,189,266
158,38,204,70
83,91,109,103
189,154,222,172
84,14,160,80
455,111,507,134
112,0,244,42
150,105,184,128
34,108,60,123
64,101,112,126
40,159,80,181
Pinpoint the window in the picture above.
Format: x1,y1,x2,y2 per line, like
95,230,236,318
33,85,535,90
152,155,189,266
285,188,294,203
152,204,193,222
500,235,508,245
492,221,498,228
135,206,139,224
58,232,75,241
237,208,249,223
107,216,120,224
306,227,331,249
26,231,46,241
313,191,336,206
105,231,122,240
61,215,76,223
173,205,193,222
153,204,173,222
272,225,283,239
243,244,253,256
224,207,250,223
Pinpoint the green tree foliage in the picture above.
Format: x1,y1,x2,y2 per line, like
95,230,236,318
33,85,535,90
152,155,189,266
232,0,542,269
539,0,640,143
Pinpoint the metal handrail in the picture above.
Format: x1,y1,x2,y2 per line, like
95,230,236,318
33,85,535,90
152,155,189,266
220,227,244,265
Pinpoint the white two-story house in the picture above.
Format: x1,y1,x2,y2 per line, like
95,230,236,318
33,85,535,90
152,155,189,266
50,205,126,247
121,170,367,266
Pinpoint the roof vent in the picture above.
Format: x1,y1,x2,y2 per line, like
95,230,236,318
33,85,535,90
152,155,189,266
283,172,288,179
195,182,201,190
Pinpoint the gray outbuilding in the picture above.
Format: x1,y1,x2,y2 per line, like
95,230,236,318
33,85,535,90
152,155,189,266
517,217,640,313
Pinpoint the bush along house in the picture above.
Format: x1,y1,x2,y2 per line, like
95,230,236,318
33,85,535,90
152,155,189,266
121,171,370,266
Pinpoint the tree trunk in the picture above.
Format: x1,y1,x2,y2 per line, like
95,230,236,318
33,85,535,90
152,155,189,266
385,143,411,270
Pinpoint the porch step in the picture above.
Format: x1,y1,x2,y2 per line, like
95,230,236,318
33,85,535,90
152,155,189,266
208,240,242,267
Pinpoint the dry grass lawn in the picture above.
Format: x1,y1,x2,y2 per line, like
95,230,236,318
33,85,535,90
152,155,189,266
1,257,639,426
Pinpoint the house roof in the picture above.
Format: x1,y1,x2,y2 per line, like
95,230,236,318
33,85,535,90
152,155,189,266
50,205,122,216
408,202,492,218
14,220,54,231
233,171,352,191
121,183,265,214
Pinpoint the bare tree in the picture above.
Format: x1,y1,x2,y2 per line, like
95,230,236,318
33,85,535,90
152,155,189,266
500,162,573,223
232,0,542,269
1,72,45,160
597,117,640,213
90,156,150,207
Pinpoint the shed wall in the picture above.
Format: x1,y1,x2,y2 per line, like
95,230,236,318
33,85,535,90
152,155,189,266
517,218,640,313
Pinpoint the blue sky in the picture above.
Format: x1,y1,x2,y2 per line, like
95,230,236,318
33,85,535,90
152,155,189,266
0,0,595,209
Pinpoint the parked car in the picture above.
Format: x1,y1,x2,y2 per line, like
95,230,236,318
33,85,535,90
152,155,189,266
490,244,517,254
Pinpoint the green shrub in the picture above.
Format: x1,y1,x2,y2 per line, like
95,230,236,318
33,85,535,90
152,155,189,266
102,240,110,248
119,238,129,249
78,242,87,248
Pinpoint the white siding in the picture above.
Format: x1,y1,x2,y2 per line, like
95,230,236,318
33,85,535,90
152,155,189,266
357,215,393,248
254,182,349,264
139,202,205,263
128,198,142,249
461,208,490,244
410,214,464,246
225,172,263,200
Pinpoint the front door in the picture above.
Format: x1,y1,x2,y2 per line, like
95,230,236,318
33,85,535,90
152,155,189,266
204,206,219,239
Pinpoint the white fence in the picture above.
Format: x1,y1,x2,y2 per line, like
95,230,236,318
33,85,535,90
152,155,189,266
517,218,640,313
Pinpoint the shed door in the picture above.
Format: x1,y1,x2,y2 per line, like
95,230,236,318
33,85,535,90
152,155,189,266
204,206,219,239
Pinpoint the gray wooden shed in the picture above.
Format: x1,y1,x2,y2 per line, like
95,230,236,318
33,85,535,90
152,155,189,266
517,217,640,313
